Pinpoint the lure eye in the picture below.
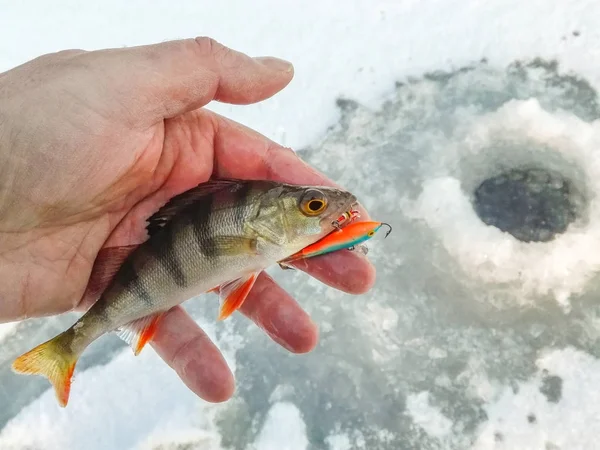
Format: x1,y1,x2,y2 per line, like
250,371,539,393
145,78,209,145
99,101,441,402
368,230,376,237
300,189,328,216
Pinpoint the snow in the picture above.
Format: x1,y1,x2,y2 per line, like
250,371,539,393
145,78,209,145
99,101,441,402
0,319,235,450
1,1,599,150
406,391,454,439
0,323,18,342
472,347,600,450
250,402,309,450
2,1,600,450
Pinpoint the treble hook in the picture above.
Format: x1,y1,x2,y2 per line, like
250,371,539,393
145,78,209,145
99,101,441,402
381,222,392,238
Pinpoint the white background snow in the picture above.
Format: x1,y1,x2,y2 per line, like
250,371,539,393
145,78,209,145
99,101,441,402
2,1,600,449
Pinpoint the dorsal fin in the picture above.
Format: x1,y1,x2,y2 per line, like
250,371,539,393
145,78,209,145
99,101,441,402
145,178,246,237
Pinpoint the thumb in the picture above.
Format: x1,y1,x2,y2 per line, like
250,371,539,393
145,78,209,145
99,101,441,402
89,37,294,123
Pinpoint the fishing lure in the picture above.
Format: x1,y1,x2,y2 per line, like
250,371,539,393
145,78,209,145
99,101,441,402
333,209,361,229
279,220,392,267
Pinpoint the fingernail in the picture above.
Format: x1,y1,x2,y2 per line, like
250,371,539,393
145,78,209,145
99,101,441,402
254,56,294,73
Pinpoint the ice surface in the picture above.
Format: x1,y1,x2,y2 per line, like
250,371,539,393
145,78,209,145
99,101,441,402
471,347,600,449
0,323,18,342
0,318,237,450
3,1,600,450
401,98,600,311
250,402,309,450
406,391,454,440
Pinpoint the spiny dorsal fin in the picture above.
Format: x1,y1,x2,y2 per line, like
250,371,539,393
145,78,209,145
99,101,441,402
146,178,246,237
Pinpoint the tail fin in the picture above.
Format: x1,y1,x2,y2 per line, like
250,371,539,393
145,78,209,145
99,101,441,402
12,330,78,408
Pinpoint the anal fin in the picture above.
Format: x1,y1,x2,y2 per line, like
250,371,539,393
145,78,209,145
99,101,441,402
116,313,164,356
217,272,259,320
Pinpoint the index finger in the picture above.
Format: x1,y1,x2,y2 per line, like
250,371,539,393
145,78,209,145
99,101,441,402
213,115,369,208
88,37,294,124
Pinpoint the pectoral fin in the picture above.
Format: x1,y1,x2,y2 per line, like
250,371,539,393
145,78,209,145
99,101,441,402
217,272,260,320
212,236,258,256
116,313,164,356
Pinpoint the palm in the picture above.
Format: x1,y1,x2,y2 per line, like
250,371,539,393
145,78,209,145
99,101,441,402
1,38,375,404
90,114,217,254
75,110,240,306
0,113,210,318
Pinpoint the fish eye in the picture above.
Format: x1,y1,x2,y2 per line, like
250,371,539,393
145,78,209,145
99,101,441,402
308,199,325,211
300,189,328,216
368,230,375,237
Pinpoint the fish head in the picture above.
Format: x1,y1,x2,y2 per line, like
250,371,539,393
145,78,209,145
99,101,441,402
254,183,358,253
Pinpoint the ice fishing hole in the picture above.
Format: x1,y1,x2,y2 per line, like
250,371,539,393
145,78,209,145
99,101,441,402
472,167,585,242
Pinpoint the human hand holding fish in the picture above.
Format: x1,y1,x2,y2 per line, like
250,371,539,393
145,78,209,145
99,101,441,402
0,37,379,407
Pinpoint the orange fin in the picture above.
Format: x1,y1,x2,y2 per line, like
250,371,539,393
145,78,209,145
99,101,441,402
217,272,259,320
12,330,78,408
80,244,139,310
116,313,164,356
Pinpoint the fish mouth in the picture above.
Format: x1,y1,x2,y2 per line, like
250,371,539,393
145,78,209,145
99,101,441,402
318,194,358,228
347,193,358,209
348,198,359,213
338,197,358,218
343,193,359,215
334,196,359,221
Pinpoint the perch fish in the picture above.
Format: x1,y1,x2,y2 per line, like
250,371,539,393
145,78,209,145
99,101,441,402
12,178,357,407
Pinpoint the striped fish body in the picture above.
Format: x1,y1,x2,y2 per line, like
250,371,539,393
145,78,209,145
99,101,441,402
95,184,275,329
12,178,358,407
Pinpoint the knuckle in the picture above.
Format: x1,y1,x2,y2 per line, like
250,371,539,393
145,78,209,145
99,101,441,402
33,49,87,67
192,36,237,68
193,36,225,57
53,49,87,59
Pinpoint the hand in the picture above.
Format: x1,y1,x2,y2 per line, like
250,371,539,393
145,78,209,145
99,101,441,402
0,37,375,402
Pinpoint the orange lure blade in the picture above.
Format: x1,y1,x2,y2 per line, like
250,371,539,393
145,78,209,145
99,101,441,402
282,220,392,263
